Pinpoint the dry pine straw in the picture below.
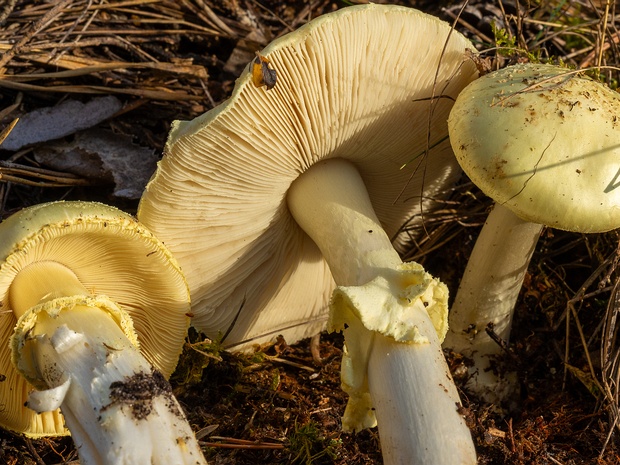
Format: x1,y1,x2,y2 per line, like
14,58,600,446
1,0,620,464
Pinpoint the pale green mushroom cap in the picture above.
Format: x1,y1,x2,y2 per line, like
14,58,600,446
0,201,190,437
448,63,620,232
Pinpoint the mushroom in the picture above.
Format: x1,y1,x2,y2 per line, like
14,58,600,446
444,63,620,402
0,201,207,465
138,4,478,463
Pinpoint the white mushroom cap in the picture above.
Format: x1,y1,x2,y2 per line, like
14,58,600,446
448,63,620,232
0,201,190,437
138,4,478,349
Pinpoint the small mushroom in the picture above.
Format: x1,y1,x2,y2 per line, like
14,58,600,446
139,4,478,464
444,63,620,402
0,201,207,465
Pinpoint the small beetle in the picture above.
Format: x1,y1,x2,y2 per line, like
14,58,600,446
251,52,277,90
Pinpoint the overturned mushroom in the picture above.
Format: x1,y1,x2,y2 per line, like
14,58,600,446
139,4,478,464
0,201,206,465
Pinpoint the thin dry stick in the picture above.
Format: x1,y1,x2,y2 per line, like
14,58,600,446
0,0,73,69
79,0,162,11
201,437,284,449
596,1,612,71
442,9,494,44
0,119,18,145
263,355,315,372
395,0,470,240
1,61,207,80
24,437,46,465
599,278,620,457
567,301,604,394
192,0,237,37
0,93,22,121
55,0,95,50
554,253,618,332
0,118,92,188
0,0,18,25
0,79,200,100
0,156,92,187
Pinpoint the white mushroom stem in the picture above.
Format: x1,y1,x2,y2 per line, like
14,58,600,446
10,261,207,465
287,158,476,465
444,204,543,402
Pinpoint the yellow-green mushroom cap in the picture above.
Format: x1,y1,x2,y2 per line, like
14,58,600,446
0,201,190,437
448,63,620,232
138,4,478,350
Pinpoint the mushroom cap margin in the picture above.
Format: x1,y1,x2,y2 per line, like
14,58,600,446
138,3,479,349
0,200,190,437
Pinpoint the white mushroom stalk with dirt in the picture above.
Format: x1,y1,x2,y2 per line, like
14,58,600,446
138,4,479,464
0,201,207,465
444,63,620,404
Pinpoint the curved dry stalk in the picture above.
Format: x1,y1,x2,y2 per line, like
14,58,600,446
0,119,18,144
0,161,92,187
599,255,620,457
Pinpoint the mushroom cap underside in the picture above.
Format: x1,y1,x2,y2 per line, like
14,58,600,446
0,201,190,437
448,63,620,232
138,4,479,349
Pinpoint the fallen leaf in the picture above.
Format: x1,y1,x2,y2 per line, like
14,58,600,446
0,96,122,151
34,128,158,199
